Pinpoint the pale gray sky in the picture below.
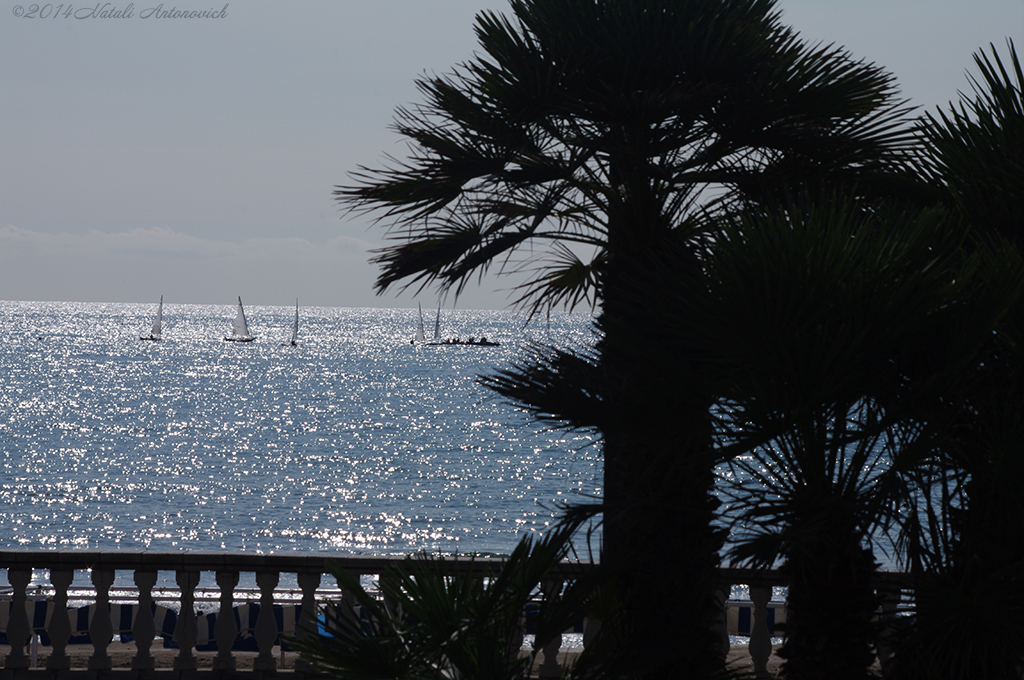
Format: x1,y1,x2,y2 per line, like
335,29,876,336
2,0,1021,309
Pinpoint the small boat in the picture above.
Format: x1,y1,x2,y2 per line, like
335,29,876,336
282,299,299,347
140,296,163,341
437,336,500,347
224,296,256,342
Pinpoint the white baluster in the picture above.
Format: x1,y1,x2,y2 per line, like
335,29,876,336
335,568,361,631
214,570,240,670
46,569,73,670
749,584,772,679
132,570,157,670
378,571,398,620
713,583,731,661
172,570,200,670
582,616,601,650
876,584,901,673
4,569,32,669
296,571,322,672
88,568,115,671
537,578,564,679
254,571,280,671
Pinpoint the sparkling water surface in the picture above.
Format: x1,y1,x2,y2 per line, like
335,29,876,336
0,301,602,558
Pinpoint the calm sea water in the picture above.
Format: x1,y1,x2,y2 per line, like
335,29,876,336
0,301,602,558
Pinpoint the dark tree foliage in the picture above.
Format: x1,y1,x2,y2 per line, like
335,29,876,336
699,193,1016,680
290,517,608,680
918,40,1024,246
890,41,1024,680
342,0,911,313
338,1,914,676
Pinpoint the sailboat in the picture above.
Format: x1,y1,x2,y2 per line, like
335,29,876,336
282,299,299,346
224,296,256,342
413,303,427,344
412,302,500,346
140,296,163,341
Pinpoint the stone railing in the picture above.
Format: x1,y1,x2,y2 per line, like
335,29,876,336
717,567,908,677
1,551,906,678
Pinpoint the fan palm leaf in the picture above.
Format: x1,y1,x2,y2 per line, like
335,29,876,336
341,0,915,314
917,39,1024,243
884,41,1024,679
342,2,918,676
292,516,606,680
635,189,1016,680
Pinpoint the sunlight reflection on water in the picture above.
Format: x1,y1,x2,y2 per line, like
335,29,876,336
0,301,602,557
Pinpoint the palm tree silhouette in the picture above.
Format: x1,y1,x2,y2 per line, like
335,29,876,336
339,0,915,674
888,40,1024,680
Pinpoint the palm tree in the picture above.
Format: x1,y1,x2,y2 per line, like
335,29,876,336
338,0,914,674
887,40,1024,680
891,316,1024,680
725,405,902,680
484,190,1020,679
685,192,1016,680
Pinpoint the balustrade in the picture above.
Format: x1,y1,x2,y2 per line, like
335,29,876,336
0,550,907,677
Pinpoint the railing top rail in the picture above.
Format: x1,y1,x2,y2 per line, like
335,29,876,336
0,549,596,576
1,550,911,587
719,565,913,588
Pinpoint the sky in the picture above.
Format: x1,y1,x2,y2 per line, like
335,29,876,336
1,0,1021,310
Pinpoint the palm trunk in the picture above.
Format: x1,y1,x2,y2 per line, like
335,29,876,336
598,218,725,677
777,507,879,680
601,429,726,677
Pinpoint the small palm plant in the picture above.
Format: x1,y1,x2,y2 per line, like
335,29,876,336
291,517,604,680
721,407,911,680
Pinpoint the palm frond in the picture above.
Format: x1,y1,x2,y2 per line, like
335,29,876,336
340,0,912,314
918,39,1024,243
481,338,604,429
293,516,598,680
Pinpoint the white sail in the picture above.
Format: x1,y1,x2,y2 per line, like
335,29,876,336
290,299,298,345
141,295,163,340
433,302,441,342
151,296,163,336
224,296,256,342
233,296,251,337
415,303,426,343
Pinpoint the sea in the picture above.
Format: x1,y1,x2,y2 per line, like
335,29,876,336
0,300,603,563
